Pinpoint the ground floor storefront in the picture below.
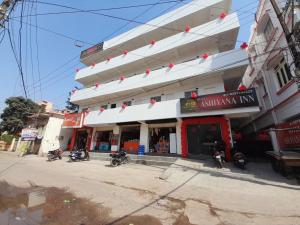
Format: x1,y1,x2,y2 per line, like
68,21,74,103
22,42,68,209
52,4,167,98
63,89,260,160
64,116,236,160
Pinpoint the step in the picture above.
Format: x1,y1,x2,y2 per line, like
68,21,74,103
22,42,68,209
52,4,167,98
62,151,178,166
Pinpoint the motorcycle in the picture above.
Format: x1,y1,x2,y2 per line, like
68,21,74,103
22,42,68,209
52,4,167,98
69,148,90,162
212,141,225,168
47,148,63,161
232,141,247,169
109,150,129,167
212,150,223,168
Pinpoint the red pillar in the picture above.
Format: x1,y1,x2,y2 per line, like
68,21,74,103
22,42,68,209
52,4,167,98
69,128,77,151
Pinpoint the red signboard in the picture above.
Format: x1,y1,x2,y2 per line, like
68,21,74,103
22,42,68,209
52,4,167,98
276,119,300,149
180,88,259,113
62,113,84,128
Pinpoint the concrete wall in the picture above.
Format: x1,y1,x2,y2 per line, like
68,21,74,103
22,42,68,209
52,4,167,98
242,0,300,131
39,117,72,154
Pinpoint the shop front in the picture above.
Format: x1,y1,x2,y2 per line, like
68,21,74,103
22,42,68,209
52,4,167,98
120,125,140,153
93,130,113,152
180,88,260,160
148,124,177,155
181,117,231,159
62,113,93,151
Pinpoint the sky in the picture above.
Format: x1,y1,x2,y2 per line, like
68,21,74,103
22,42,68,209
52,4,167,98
0,0,258,113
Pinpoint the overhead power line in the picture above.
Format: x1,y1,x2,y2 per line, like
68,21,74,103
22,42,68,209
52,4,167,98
13,0,189,18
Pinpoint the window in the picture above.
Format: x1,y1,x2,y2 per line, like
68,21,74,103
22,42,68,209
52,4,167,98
274,58,293,88
263,19,274,41
123,101,132,106
101,105,108,109
150,96,161,102
185,90,197,98
110,103,116,109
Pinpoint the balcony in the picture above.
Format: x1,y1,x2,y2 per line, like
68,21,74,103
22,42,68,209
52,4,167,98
80,0,231,66
71,48,249,105
84,96,260,126
76,13,240,85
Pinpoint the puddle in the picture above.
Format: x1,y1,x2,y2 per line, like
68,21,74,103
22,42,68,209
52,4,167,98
0,181,163,225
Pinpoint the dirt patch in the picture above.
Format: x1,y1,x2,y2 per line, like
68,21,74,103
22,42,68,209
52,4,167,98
0,181,164,225
172,214,196,225
109,215,163,225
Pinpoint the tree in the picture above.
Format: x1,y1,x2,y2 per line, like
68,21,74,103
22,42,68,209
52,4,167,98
66,92,79,112
0,96,41,134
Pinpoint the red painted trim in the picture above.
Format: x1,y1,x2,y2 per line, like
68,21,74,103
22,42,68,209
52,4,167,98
68,127,93,151
181,117,232,161
276,80,295,95
69,128,77,151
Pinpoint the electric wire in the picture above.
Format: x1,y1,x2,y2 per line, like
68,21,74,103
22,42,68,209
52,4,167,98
7,27,28,98
41,44,298,105
34,0,42,99
17,1,264,97
11,0,286,103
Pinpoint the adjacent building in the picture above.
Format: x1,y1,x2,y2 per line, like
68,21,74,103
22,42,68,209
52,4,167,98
242,0,300,152
67,0,260,160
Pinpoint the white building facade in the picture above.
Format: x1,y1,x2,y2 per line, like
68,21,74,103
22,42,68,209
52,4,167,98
67,0,260,160
242,0,300,152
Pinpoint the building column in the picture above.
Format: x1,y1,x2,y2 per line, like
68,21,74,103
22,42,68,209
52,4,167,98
111,125,120,152
269,129,280,153
139,124,149,153
89,128,97,151
176,119,182,155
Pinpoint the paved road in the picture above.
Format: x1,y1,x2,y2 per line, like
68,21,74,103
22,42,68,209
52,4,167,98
0,151,299,225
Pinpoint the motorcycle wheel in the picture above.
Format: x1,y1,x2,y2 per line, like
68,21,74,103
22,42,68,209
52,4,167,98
122,157,129,164
110,158,119,167
239,164,245,170
217,160,222,168
47,155,53,161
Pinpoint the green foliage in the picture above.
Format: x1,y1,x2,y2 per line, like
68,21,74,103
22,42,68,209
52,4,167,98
66,92,79,112
0,134,15,144
0,96,41,134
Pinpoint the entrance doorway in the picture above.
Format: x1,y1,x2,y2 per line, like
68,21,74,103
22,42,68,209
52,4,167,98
187,124,221,156
120,126,140,153
149,127,176,154
75,130,88,149
94,131,113,152
181,117,231,160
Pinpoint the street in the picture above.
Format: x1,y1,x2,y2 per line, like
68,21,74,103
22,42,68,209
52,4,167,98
0,151,300,225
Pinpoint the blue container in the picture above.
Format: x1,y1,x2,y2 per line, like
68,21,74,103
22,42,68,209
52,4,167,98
138,145,145,155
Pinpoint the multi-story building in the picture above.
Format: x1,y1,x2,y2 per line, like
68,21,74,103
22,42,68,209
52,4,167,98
65,0,260,160
242,0,300,152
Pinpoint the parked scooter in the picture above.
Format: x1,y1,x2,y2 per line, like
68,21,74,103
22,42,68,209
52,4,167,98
212,141,225,168
212,150,223,168
232,141,247,169
47,148,63,161
109,150,129,167
69,148,90,162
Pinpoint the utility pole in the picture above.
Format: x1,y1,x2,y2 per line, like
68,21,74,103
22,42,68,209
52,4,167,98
270,0,300,77
0,0,12,27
